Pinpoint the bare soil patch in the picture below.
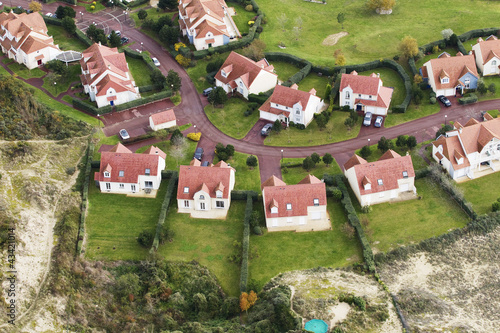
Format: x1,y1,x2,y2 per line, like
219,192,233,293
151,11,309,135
322,32,349,46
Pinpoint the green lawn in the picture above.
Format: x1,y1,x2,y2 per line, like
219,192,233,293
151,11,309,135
385,90,441,128
47,24,89,52
135,139,198,171
126,55,153,87
249,199,363,290
221,152,261,192
478,76,500,101
205,98,258,139
264,111,360,146
131,9,174,26
92,129,120,160
85,177,168,260
8,62,45,79
231,3,257,35
42,64,81,97
487,109,499,118
78,1,106,13
458,172,500,215
186,52,230,93
358,178,469,253
281,157,342,185
297,73,330,101
270,61,300,82
258,0,500,66
158,200,246,297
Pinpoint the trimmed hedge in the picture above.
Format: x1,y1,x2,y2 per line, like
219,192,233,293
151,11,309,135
331,68,345,102
408,57,418,77
161,169,178,179
124,48,158,72
73,98,112,116
91,160,100,169
231,190,259,201
456,39,468,56
419,39,446,54
139,85,154,93
240,194,253,292
458,93,478,105
127,0,149,7
74,29,93,48
77,141,94,254
43,16,62,26
115,90,173,111
248,93,269,105
150,171,178,252
458,27,500,42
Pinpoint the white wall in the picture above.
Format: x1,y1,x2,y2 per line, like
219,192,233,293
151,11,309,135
248,70,277,97
150,118,177,131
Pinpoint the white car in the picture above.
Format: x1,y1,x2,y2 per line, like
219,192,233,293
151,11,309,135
119,129,130,140
152,57,160,67
45,12,53,17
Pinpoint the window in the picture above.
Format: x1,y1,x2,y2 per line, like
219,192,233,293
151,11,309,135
345,91,350,99
295,117,301,122
184,187,189,193
216,191,222,198
200,202,206,210
442,77,449,84
119,170,124,177
119,184,124,189
296,110,300,115
402,171,408,178
216,201,224,208
221,70,226,78
271,207,278,214
104,171,110,178
464,79,470,89
313,198,319,206
145,168,151,175
493,60,497,66
131,185,136,192
286,203,292,210
184,200,190,208
377,179,383,185
358,94,361,97
145,181,153,188
369,95,372,99
199,195,205,200
105,183,111,190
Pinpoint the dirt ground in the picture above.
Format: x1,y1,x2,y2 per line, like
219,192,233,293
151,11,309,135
378,227,500,332
322,32,349,46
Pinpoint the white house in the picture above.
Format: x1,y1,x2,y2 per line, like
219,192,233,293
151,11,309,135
0,12,61,69
150,109,177,131
339,71,393,115
432,116,500,180
420,52,479,97
94,143,166,194
178,0,240,50
261,175,330,232
215,51,278,99
259,84,325,127
177,159,236,219
344,150,417,206
472,35,500,76
80,43,141,108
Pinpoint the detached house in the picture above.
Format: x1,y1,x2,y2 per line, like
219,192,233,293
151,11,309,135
177,159,236,219
420,52,479,97
94,143,166,194
80,43,140,108
0,12,61,69
432,116,500,180
259,84,325,127
178,0,240,50
215,51,278,99
472,35,500,76
344,150,417,206
261,175,330,232
339,71,393,115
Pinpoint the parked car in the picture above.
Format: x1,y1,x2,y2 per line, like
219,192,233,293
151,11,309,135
202,87,214,96
363,112,373,126
45,12,53,17
201,161,210,167
120,36,129,44
374,116,384,128
437,95,452,107
0,2,3,6
107,30,121,39
194,147,204,160
152,57,160,67
261,123,273,136
119,129,130,140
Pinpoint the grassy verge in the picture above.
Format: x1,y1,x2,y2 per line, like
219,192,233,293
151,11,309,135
85,177,168,260
158,200,246,297
130,9,174,26
264,111,360,146
249,199,363,290
126,55,153,86
385,90,440,128
205,98,258,139
458,172,500,215
297,73,330,101
7,63,45,79
47,24,89,52
78,1,106,13
281,157,342,184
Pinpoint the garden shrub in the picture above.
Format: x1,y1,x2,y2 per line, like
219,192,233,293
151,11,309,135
408,57,418,77
458,93,478,105
240,194,253,292
187,132,201,141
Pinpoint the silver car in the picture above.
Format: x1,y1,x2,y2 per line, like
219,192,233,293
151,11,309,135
363,112,373,126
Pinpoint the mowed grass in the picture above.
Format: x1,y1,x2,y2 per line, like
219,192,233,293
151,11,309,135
231,3,257,35
458,172,500,215
47,24,89,52
297,73,330,100
249,199,363,290
385,89,440,128
85,178,168,260
135,139,198,170
186,52,230,93
8,62,45,79
205,98,258,139
258,0,500,66
126,56,153,87
159,200,246,297
358,178,469,253
264,111,360,146
42,64,81,97
281,157,342,184
220,152,261,192
270,61,301,82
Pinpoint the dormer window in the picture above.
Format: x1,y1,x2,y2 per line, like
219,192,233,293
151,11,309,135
442,77,449,84
403,171,408,178
358,94,361,97
145,168,150,175
184,187,189,193
313,198,319,206
216,190,222,198
286,203,292,210
221,70,227,78
271,206,278,214
119,170,124,177
369,95,372,99
377,179,383,185
104,171,110,178
492,60,497,66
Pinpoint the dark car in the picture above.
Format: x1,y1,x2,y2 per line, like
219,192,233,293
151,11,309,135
374,116,384,128
363,112,373,126
120,37,129,44
194,147,204,160
437,95,452,107
203,87,214,96
261,123,273,136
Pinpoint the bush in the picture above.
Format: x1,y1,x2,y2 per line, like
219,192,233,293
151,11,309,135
187,132,201,142
458,93,478,105
137,230,154,248
360,145,371,159
430,96,437,104
245,4,253,11
332,188,342,201
246,155,258,168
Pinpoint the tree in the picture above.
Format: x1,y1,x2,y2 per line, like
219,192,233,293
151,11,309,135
108,30,122,48
240,292,250,313
170,135,188,166
349,109,358,123
215,143,234,161
344,116,355,130
412,83,423,105
137,230,154,247
337,12,345,29
292,26,301,41
377,136,392,152
272,119,282,133
407,135,417,149
159,25,179,45
311,152,321,164
488,83,496,94
414,74,423,84
435,124,453,139
170,128,183,145
295,16,303,30
208,87,227,107
206,58,224,74
246,155,258,169
335,54,346,66
324,83,332,101
302,156,315,171
241,39,266,61
396,135,407,147
138,9,148,20
56,5,76,19
29,1,42,12
166,70,182,93
158,0,178,10
277,13,288,31
399,36,419,59
315,113,328,130
248,291,258,307
441,28,454,41
367,0,396,11
61,16,76,35
150,69,166,90
86,24,98,40
322,153,333,166
360,145,371,159
477,79,487,95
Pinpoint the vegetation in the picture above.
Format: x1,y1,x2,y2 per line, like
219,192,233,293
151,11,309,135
281,156,342,184
458,172,500,215
204,98,258,139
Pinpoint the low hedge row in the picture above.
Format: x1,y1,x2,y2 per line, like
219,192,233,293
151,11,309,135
458,93,478,105
456,39,468,56
43,16,62,26
458,27,500,42
161,170,178,179
419,38,446,54
335,174,376,272
248,93,269,105
77,141,94,254
123,48,158,72
231,190,259,201
126,0,149,7
408,57,418,77
240,194,253,292
139,85,154,93
115,90,173,111
74,29,93,48
330,68,345,101
151,171,178,252
73,98,112,116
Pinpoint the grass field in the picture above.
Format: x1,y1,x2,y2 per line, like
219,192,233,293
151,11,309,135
7,63,45,79
281,157,342,184
297,73,330,100
249,199,363,290
458,172,500,215
159,200,246,297
359,68,405,106
264,111,360,146
47,24,89,52
222,152,261,192
126,56,153,87
385,90,440,128
205,98,258,139
231,3,257,35
358,178,469,253
85,178,168,260
258,0,500,66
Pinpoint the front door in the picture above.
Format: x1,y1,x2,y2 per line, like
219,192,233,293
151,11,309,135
37,59,42,66
110,100,114,106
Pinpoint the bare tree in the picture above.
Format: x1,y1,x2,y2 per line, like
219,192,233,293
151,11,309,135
295,16,303,30
292,26,301,41
170,136,188,167
277,13,288,32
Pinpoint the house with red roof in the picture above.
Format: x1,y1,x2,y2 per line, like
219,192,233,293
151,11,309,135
259,84,325,127
94,143,166,194
344,150,417,206
80,43,140,108
149,109,177,131
432,116,500,180
215,51,278,99
178,0,240,50
472,35,500,76
339,71,393,116
420,52,479,97
261,175,330,232
0,12,61,69
177,159,236,218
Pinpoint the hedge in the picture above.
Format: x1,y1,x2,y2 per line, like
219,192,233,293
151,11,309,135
456,39,468,56
91,160,100,169
231,190,259,201
127,0,149,7
408,57,418,77
115,89,173,111
74,29,93,48
335,174,376,272
77,141,94,254
240,194,253,292
43,16,62,26
73,98,112,116
150,171,178,252
458,93,478,105
458,27,500,43
124,48,158,72
248,93,270,105
419,39,446,54
139,85,154,93
330,68,345,102
161,169,178,179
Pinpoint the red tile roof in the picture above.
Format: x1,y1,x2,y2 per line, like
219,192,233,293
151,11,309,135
432,135,469,170
262,175,326,218
151,109,176,126
177,161,235,200
474,35,500,64
343,154,367,171
340,71,381,96
263,84,316,110
261,175,286,190
423,53,478,91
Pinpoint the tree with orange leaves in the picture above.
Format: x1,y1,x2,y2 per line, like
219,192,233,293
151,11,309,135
248,290,258,307
240,292,250,313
